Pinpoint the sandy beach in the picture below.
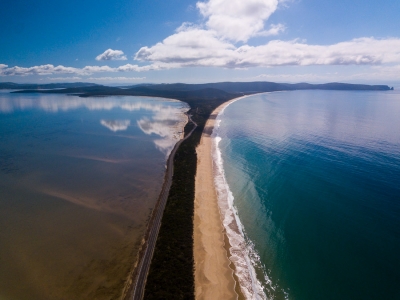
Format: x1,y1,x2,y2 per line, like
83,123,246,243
194,99,242,300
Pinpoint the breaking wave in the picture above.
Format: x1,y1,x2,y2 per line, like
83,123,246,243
211,97,279,300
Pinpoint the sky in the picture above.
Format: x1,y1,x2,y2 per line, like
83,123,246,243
1,0,400,85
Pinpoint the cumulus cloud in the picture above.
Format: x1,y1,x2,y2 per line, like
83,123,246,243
2,37,400,77
135,36,400,68
135,29,235,64
0,63,164,76
132,0,400,70
115,63,167,72
197,0,279,42
257,23,286,37
2,0,400,77
231,38,400,67
95,49,127,61
0,64,81,76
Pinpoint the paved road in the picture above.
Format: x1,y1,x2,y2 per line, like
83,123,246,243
131,115,197,300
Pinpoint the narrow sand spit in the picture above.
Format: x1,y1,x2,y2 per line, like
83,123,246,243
194,99,241,300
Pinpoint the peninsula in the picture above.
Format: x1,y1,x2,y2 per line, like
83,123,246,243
6,81,393,299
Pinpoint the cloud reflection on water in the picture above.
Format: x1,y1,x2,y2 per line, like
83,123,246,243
0,93,189,155
0,93,183,113
100,120,131,132
138,117,185,156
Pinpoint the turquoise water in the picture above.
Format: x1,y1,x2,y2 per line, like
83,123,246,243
216,90,400,300
0,91,188,299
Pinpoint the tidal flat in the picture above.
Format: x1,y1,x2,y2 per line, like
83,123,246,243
0,91,188,300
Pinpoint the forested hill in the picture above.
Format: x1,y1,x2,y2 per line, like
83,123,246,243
10,81,393,98
0,82,98,90
131,82,393,93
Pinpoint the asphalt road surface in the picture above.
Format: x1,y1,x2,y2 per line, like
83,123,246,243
131,115,197,300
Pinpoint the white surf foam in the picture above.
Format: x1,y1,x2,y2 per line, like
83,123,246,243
211,98,270,300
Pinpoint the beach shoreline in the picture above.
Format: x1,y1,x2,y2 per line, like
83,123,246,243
194,97,249,300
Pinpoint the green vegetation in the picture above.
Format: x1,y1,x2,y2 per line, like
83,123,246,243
12,81,392,96
0,82,98,89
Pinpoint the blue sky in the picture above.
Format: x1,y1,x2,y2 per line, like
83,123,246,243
1,0,400,84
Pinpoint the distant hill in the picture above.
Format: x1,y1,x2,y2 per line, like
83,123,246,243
0,82,99,90
116,83,155,89
13,85,234,100
11,81,393,100
143,82,393,93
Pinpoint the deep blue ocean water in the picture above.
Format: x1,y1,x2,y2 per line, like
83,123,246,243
216,90,400,300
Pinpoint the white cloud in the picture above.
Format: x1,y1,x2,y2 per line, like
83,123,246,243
0,63,164,76
0,64,81,76
197,0,279,42
2,38,400,77
2,36,400,78
82,65,116,73
132,0,400,71
1,0,400,79
135,29,235,65
95,49,127,61
257,23,286,37
135,36,400,68
175,22,199,33
115,63,166,72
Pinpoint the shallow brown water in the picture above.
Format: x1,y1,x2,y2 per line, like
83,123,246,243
0,92,188,299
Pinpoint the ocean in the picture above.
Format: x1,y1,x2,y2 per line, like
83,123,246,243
0,91,188,300
213,90,400,300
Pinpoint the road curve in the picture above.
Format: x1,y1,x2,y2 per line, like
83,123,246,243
130,114,198,300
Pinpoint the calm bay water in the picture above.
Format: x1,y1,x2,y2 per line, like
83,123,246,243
0,91,188,300
216,90,400,300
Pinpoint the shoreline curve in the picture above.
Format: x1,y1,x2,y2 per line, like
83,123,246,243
194,96,251,300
